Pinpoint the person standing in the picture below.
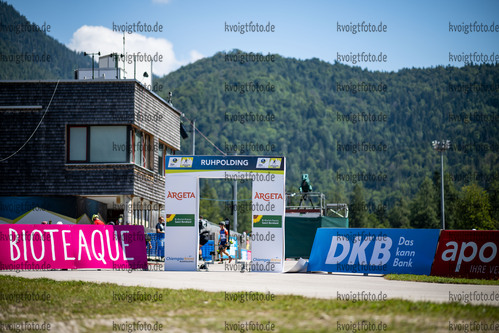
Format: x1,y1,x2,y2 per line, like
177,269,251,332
92,214,105,225
156,216,165,233
218,221,232,263
199,217,210,260
155,216,166,260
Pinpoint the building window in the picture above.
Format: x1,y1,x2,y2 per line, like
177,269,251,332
130,127,154,171
68,126,87,162
158,142,175,176
133,129,142,166
90,126,127,162
158,143,165,176
68,125,127,163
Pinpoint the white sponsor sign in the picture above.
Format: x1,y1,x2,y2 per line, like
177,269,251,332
164,156,285,272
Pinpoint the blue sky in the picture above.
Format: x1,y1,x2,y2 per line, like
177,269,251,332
5,0,499,76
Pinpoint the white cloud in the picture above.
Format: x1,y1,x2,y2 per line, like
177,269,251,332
189,50,204,63
67,25,203,77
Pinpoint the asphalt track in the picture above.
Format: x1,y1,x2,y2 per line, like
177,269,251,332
1,260,498,306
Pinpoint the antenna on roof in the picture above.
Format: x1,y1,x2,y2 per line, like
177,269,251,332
122,32,126,78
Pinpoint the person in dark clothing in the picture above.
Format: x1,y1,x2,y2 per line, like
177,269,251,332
199,217,210,262
218,221,232,263
155,216,165,233
299,174,314,208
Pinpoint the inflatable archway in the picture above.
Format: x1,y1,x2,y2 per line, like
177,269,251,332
163,156,286,272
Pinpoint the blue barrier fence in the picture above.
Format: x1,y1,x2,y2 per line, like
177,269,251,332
146,233,165,258
146,233,240,261
201,240,215,261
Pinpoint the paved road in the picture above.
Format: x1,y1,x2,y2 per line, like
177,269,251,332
1,261,498,306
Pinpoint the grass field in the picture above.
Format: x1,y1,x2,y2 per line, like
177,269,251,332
385,274,499,285
0,275,498,332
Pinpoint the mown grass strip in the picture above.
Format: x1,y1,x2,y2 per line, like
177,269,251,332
385,274,499,285
0,275,497,332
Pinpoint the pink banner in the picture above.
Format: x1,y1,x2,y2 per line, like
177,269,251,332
0,225,148,271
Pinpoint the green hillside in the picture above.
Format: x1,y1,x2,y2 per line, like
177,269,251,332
1,0,497,230
0,0,91,79
156,50,499,230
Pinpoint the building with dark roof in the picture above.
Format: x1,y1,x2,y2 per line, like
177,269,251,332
0,79,181,229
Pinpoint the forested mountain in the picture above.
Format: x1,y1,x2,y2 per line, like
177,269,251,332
0,1,91,79
1,0,497,230
156,51,499,230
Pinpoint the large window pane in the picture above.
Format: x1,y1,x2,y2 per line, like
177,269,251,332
69,127,87,161
134,130,142,165
90,126,127,162
158,143,164,175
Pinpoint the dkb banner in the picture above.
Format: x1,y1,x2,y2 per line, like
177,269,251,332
308,228,440,275
0,225,148,270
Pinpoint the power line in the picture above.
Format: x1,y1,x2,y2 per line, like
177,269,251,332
183,114,227,156
0,80,60,163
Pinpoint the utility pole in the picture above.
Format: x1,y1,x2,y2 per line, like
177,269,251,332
192,119,196,155
83,52,100,79
432,140,451,230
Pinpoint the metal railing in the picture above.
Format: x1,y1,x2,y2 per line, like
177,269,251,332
286,192,326,213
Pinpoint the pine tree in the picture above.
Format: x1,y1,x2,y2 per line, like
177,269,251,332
349,184,368,228
199,181,222,224
410,177,440,229
388,198,411,228
455,184,495,230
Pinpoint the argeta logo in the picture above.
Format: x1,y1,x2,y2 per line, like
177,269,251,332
166,191,196,200
254,192,283,201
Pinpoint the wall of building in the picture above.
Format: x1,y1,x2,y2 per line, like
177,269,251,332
0,80,181,211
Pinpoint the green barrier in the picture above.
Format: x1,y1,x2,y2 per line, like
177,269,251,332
285,216,348,258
